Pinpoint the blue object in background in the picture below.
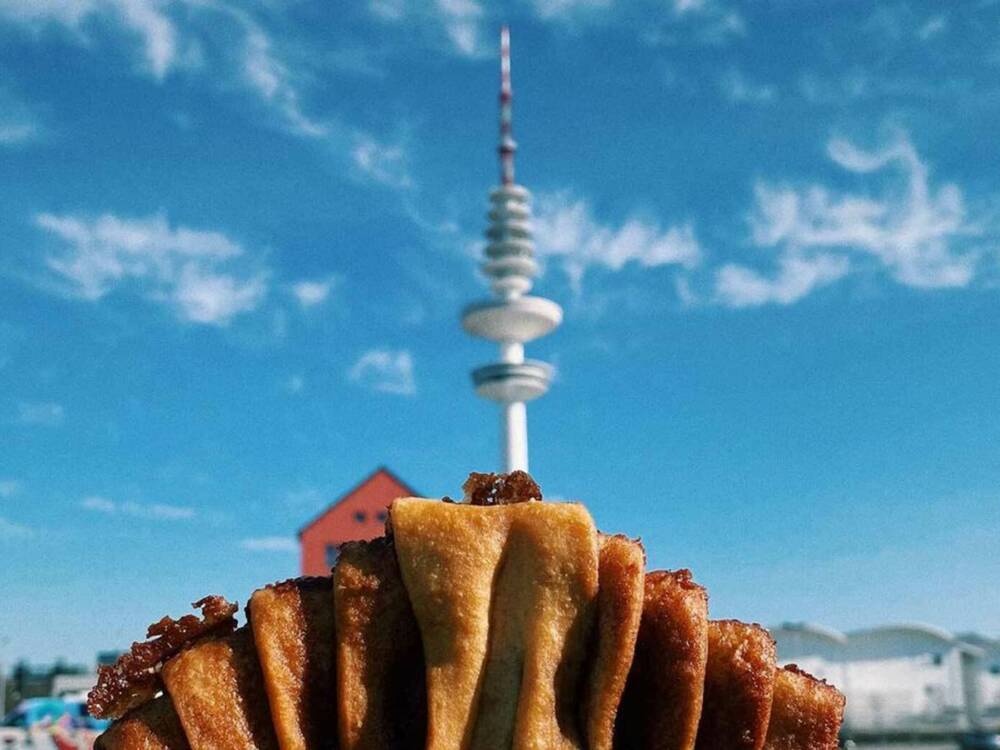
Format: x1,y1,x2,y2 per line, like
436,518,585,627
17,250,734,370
2,697,110,731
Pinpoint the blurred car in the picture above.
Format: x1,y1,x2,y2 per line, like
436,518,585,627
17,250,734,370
960,731,1000,750
2,696,108,731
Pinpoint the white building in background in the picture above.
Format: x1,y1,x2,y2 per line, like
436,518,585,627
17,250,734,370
772,622,997,735
769,622,848,689
961,633,1000,726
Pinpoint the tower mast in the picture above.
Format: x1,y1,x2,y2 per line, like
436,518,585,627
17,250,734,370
462,26,563,473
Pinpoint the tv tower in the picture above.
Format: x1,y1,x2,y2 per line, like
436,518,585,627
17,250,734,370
462,26,563,473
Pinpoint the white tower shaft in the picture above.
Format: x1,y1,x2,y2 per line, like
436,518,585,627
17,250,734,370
462,26,562,474
501,401,529,472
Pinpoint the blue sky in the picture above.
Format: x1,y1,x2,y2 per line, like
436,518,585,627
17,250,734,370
1,0,999,665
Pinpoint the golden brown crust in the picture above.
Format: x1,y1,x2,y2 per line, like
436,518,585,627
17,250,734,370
390,498,600,750
95,695,190,750
695,620,777,750
162,626,278,750
88,596,237,719
763,665,845,750
333,537,426,750
616,569,709,750
249,577,337,750
583,534,645,750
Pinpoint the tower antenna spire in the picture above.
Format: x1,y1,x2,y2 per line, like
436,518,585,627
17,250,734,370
499,24,515,186
462,25,563,473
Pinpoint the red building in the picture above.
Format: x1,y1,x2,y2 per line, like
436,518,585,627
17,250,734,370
297,467,416,576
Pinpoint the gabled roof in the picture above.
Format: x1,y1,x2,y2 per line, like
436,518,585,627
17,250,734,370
297,466,418,538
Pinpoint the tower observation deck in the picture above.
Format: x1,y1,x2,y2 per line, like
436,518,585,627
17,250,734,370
461,26,563,473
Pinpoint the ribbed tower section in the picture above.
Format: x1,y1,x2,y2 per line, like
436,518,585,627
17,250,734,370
461,25,563,473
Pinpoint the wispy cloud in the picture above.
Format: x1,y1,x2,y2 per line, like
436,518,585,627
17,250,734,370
0,1,326,138
352,134,412,188
368,0,486,57
532,0,612,21
866,5,950,45
0,84,42,146
918,14,947,41
282,486,324,510
436,0,484,56
348,348,416,395
81,495,195,521
534,192,701,292
240,536,297,552
533,0,742,44
714,253,850,308
16,401,64,426
35,211,268,325
0,516,34,539
283,374,305,394
0,480,21,498
232,9,328,138
711,131,977,307
291,278,336,308
718,67,775,104
0,0,181,80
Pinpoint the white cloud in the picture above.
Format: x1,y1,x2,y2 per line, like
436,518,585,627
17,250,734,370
0,85,41,146
172,266,266,325
673,0,706,12
0,480,21,498
533,192,701,292
352,134,412,188
114,0,178,79
368,0,485,57
749,133,975,290
719,68,775,103
35,211,268,325
136,502,195,520
532,0,611,21
291,279,334,308
0,119,37,145
284,374,305,394
532,0,740,39
710,132,978,308
236,13,327,138
81,495,195,520
0,0,179,80
283,486,324,509
0,516,34,539
370,0,405,21
240,536,297,552
437,0,483,56
918,14,947,41
0,1,326,138
715,253,850,308
17,401,64,426
348,348,416,395
81,495,116,513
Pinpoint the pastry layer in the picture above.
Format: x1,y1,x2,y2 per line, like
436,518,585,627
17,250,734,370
162,627,278,750
583,534,645,750
249,577,338,750
391,498,600,750
95,695,189,750
333,537,426,750
763,665,845,750
695,620,777,750
616,569,709,750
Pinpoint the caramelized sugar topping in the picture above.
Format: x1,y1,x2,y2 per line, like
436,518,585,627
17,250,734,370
88,596,238,719
463,470,542,505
